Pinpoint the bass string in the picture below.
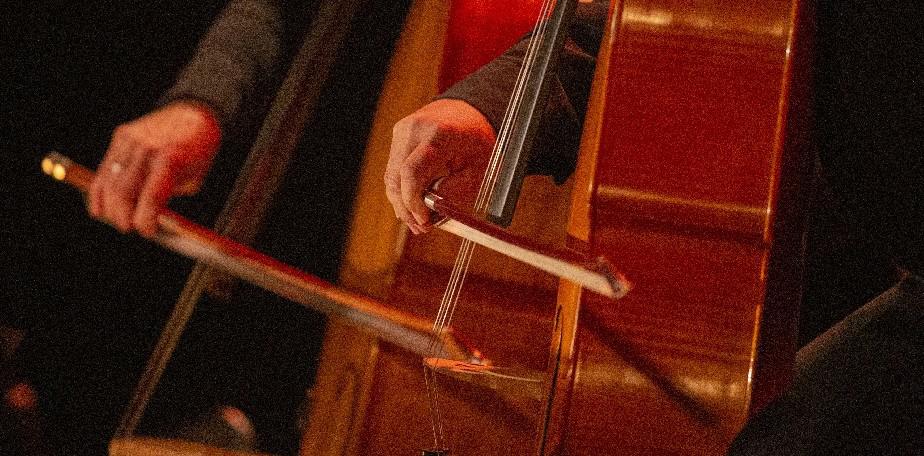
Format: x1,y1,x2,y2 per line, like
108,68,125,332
424,238,477,449
424,0,560,450
434,0,558,359
475,0,558,213
427,0,558,373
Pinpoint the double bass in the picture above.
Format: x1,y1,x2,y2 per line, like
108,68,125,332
45,0,814,453
302,0,815,454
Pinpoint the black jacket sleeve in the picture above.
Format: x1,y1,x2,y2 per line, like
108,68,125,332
160,0,308,131
439,0,607,183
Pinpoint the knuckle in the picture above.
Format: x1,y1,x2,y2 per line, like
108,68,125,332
395,113,439,136
113,124,137,141
383,172,400,192
112,125,127,138
133,213,151,232
400,186,422,206
393,115,423,138
392,117,410,135
149,152,175,171
401,159,428,184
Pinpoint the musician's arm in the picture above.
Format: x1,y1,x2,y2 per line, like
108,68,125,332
161,0,304,130
437,25,600,184
385,0,606,231
89,0,306,236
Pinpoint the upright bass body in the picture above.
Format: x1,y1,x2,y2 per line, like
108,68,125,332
301,1,572,454
541,0,814,453
301,0,814,454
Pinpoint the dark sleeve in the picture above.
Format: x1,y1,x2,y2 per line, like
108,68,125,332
439,0,607,183
160,0,304,131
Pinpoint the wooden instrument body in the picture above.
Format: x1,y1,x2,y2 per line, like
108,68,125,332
301,1,569,454
543,0,814,453
302,0,814,454
38,0,814,454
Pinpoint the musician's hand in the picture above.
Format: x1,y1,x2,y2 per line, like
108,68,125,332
386,99,496,234
88,101,221,237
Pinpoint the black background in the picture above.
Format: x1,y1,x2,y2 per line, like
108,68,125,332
2,1,409,454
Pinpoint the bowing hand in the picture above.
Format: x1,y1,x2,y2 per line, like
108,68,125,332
88,100,221,237
385,99,496,234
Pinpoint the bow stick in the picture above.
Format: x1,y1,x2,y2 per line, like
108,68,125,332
41,152,482,363
424,192,629,299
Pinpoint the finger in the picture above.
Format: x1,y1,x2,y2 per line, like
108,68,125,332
383,170,407,219
101,142,146,232
399,143,445,227
88,166,103,218
99,141,141,231
384,123,413,199
386,121,429,231
384,172,423,233
133,156,175,238
90,133,131,218
109,149,149,231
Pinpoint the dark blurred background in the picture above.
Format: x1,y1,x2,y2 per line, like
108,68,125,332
1,1,409,454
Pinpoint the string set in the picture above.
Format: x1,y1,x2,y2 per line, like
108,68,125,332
422,0,565,451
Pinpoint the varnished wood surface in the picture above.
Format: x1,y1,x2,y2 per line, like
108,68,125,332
355,257,558,454
302,1,574,454
300,2,453,453
304,0,813,454
548,0,813,453
109,437,274,456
